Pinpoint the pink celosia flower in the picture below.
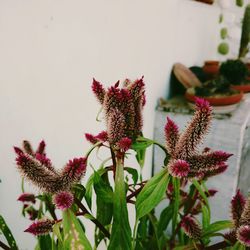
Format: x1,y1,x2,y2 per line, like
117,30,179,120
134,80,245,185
61,157,87,183
95,131,108,142
36,140,46,155
92,78,106,104
24,219,54,236
240,196,250,226
14,146,24,156
23,140,34,155
116,137,132,152
237,225,250,247
17,193,36,204
181,216,202,239
53,191,74,210
224,230,237,245
85,133,98,144
165,117,180,155
231,189,246,227
107,108,126,144
164,98,232,179
168,160,190,178
35,153,52,169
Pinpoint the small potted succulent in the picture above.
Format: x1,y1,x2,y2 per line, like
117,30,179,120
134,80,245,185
185,75,243,106
220,59,250,93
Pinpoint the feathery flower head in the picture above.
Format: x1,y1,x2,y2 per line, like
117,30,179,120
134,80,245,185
63,157,87,181
85,133,98,144
24,219,54,236
116,137,132,152
23,140,34,155
95,131,108,142
14,146,24,156
231,189,246,227
168,159,190,178
224,230,237,245
174,98,212,160
240,196,250,226
237,225,250,247
36,140,46,155
92,78,106,104
107,108,126,144
165,117,179,155
181,216,202,239
53,191,74,210
17,193,36,204
35,153,52,168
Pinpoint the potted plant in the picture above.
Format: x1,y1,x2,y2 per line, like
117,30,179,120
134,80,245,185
220,59,250,93
2,79,250,249
185,76,243,106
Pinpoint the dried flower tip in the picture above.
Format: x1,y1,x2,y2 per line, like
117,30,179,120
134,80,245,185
181,216,202,239
202,147,211,154
224,230,237,245
85,133,98,144
24,219,54,236
18,193,36,204
36,140,46,155
168,160,190,178
206,189,218,197
237,225,250,247
165,117,179,155
62,157,87,182
231,189,246,227
116,137,132,152
114,80,120,88
53,191,74,210
95,131,108,142
92,78,106,104
240,196,250,226
14,146,24,156
23,140,34,155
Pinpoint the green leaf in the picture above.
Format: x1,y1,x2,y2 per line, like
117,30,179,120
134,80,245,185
236,0,244,7
202,220,233,237
108,160,132,250
201,205,210,229
72,184,86,201
52,222,63,245
136,168,169,220
192,180,210,216
95,172,113,226
85,167,108,210
0,214,18,250
125,167,139,185
157,203,174,236
172,177,180,234
62,209,92,250
38,235,52,250
93,171,113,203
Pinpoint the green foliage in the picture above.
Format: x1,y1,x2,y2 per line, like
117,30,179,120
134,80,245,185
239,4,250,58
236,0,244,7
220,59,248,84
0,215,18,250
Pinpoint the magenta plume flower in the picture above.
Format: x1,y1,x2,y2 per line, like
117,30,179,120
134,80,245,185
165,117,180,155
237,225,250,247
116,137,132,152
231,189,246,227
53,191,74,210
17,193,36,204
240,196,250,226
174,98,212,160
95,131,108,142
61,157,87,184
24,219,54,236
92,78,106,104
181,216,202,239
168,160,190,178
36,140,46,155
35,153,53,170
85,133,98,144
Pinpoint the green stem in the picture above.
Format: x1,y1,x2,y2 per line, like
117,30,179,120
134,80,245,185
85,142,103,158
132,219,139,250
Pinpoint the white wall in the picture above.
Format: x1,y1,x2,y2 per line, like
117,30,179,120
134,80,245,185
0,0,230,249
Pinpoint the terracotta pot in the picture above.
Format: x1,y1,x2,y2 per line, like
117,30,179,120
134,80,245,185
185,90,243,106
231,84,250,93
203,61,220,77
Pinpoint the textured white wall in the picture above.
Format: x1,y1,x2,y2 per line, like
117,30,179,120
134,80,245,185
0,1,222,249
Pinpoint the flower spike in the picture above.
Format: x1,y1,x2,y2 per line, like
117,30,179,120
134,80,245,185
237,225,250,247
53,191,74,210
181,216,202,239
168,160,190,178
165,117,179,155
92,78,106,104
231,189,246,227
24,219,54,236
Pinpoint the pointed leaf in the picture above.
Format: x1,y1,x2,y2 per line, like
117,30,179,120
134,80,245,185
108,160,132,250
136,168,169,220
202,220,233,237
